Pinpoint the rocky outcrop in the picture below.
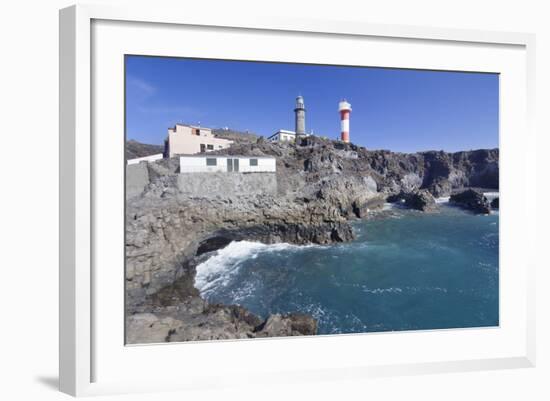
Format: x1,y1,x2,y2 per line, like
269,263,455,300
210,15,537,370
146,136,498,199
420,149,498,197
255,313,317,337
127,306,317,343
125,137,499,343
491,197,499,209
126,194,355,310
314,175,383,218
450,189,491,214
387,189,438,212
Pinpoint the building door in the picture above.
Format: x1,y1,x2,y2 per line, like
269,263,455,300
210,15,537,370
226,158,239,172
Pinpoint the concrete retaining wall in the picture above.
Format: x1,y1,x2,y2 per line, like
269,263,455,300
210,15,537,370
126,163,149,199
126,162,278,199
177,172,277,197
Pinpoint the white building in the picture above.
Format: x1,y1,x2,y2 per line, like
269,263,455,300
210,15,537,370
267,129,297,143
165,124,233,157
267,129,313,143
180,155,276,173
127,153,164,165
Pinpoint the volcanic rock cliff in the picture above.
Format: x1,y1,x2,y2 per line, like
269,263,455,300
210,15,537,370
125,136,499,343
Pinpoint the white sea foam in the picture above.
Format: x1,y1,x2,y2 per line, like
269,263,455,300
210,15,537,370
228,280,257,303
362,286,403,294
435,196,450,204
194,241,320,295
483,192,499,201
362,285,449,295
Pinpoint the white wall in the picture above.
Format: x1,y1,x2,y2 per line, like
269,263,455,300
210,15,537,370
180,156,227,172
238,157,276,172
127,153,163,165
180,156,276,173
1,1,549,401
269,130,296,142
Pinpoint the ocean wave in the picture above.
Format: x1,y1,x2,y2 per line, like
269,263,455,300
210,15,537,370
405,286,448,294
362,286,449,295
227,280,257,303
194,240,322,295
362,286,403,294
435,196,450,204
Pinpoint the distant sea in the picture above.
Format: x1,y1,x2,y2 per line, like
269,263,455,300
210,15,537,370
195,198,499,334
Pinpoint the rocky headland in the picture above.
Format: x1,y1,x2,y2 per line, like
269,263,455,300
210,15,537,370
126,136,499,343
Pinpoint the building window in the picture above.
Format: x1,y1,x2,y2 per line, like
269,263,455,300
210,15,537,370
200,144,206,153
206,158,217,166
195,129,200,136
249,158,258,166
207,144,214,150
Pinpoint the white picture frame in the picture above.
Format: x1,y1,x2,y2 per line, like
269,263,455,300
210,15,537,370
59,4,536,397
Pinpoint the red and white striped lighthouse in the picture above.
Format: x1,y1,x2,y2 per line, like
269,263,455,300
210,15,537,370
338,99,352,143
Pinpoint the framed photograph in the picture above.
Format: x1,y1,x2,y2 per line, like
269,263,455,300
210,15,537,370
59,4,536,396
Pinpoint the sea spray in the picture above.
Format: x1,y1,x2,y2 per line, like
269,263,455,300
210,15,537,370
195,241,324,296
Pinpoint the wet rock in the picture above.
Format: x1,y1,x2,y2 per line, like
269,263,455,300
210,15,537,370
450,189,491,214
255,313,317,337
387,189,437,212
491,197,499,209
287,313,318,335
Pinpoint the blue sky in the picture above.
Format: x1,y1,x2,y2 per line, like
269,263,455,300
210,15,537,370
126,56,499,153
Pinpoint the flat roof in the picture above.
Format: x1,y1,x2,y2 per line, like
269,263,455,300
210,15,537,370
173,123,212,130
179,155,275,159
267,129,296,139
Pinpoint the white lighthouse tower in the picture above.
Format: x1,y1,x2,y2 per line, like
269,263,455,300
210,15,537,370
338,99,352,143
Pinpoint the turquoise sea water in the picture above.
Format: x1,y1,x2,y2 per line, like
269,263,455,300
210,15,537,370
195,203,499,334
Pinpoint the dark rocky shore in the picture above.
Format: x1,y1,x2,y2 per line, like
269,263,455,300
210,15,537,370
126,136,499,343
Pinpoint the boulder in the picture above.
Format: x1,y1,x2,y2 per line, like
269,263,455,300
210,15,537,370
491,197,499,209
387,189,437,212
256,313,317,337
450,189,491,214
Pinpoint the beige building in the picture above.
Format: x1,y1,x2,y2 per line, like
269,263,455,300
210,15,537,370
164,124,233,157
